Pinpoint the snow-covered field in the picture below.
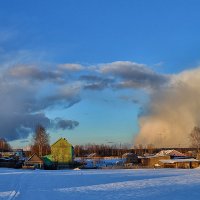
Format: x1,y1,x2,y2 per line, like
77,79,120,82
0,168,200,200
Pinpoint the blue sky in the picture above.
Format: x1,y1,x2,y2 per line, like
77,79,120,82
1,0,200,148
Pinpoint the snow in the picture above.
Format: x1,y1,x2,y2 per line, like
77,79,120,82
156,149,186,157
159,158,199,163
0,191,20,199
77,157,125,168
1,168,200,200
73,168,81,171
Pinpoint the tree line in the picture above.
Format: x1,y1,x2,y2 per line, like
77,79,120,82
28,125,200,156
74,144,130,157
1,125,200,156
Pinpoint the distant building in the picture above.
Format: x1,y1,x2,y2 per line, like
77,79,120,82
139,155,170,168
122,153,138,164
156,149,189,159
13,149,25,160
51,138,74,163
159,158,199,169
139,149,199,168
24,154,44,169
43,138,74,169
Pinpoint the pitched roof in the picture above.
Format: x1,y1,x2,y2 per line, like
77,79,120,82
51,137,72,147
156,150,186,157
27,153,43,162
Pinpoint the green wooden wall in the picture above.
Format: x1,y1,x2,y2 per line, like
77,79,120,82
50,138,73,163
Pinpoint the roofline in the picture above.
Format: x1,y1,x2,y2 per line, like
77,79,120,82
51,138,63,147
51,137,73,147
27,153,43,162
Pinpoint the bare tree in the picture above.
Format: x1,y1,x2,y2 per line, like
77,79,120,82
147,144,155,154
31,124,51,157
0,138,11,152
190,126,200,152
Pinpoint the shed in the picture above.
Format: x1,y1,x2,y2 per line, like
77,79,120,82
140,155,170,168
159,158,199,169
24,154,44,169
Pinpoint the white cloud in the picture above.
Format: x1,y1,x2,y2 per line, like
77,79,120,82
135,67,200,147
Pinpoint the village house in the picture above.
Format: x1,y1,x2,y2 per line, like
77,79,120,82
139,149,199,168
159,158,199,169
44,138,74,169
139,155,170,168
156,149,190,159
24,154,44,169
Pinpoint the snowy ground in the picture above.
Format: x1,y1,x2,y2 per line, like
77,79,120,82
0,168,200,200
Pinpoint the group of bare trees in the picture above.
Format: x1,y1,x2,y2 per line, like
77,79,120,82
2,123,200,157
0,138,11,152
0,125,50,157
190,126,200,152
74,144,129,157
73,126,200,157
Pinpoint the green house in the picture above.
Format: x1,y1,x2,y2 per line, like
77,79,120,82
50,138,74,164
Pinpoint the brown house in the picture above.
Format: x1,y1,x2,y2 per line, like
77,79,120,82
156,149,188,159
24,154,44,169
159,158,199,169
140,155,170,168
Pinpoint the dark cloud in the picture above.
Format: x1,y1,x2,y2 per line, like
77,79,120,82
44,85,81,108
100,61,169,90
80,75,114,90
0,59,169,141
0,113,50,141
0,111,80,141
84,82,110,90
7,65,64,83
0,66,81,141
53,118,79,130
76,61,168,91
80,75,106,81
